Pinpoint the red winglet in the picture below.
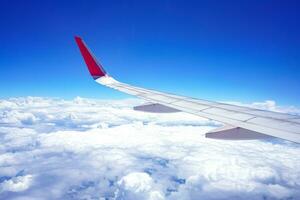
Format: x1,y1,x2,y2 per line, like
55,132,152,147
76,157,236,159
75,36,106,79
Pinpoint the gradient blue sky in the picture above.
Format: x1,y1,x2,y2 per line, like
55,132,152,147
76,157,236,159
0,0,299,105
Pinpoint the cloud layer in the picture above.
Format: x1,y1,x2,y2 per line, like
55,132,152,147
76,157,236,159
0,97,300,200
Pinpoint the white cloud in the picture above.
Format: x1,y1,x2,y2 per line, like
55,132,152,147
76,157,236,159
0,97,299,199
0,175,33,193
226,100,300,114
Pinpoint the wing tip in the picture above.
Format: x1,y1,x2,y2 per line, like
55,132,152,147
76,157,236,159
75,36,106,79
74,36,83,43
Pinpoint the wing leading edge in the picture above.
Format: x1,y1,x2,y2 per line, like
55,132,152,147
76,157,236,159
75,36,300,144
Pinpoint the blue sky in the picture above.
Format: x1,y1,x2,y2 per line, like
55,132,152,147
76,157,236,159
0,0,299,105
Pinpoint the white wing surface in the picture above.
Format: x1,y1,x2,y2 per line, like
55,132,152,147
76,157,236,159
75,36,300,143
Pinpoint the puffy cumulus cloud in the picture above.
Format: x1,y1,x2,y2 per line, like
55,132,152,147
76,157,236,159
115,172,164,200
0,97,299,200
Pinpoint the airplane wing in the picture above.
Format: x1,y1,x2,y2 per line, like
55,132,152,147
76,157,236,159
75,36,300,143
